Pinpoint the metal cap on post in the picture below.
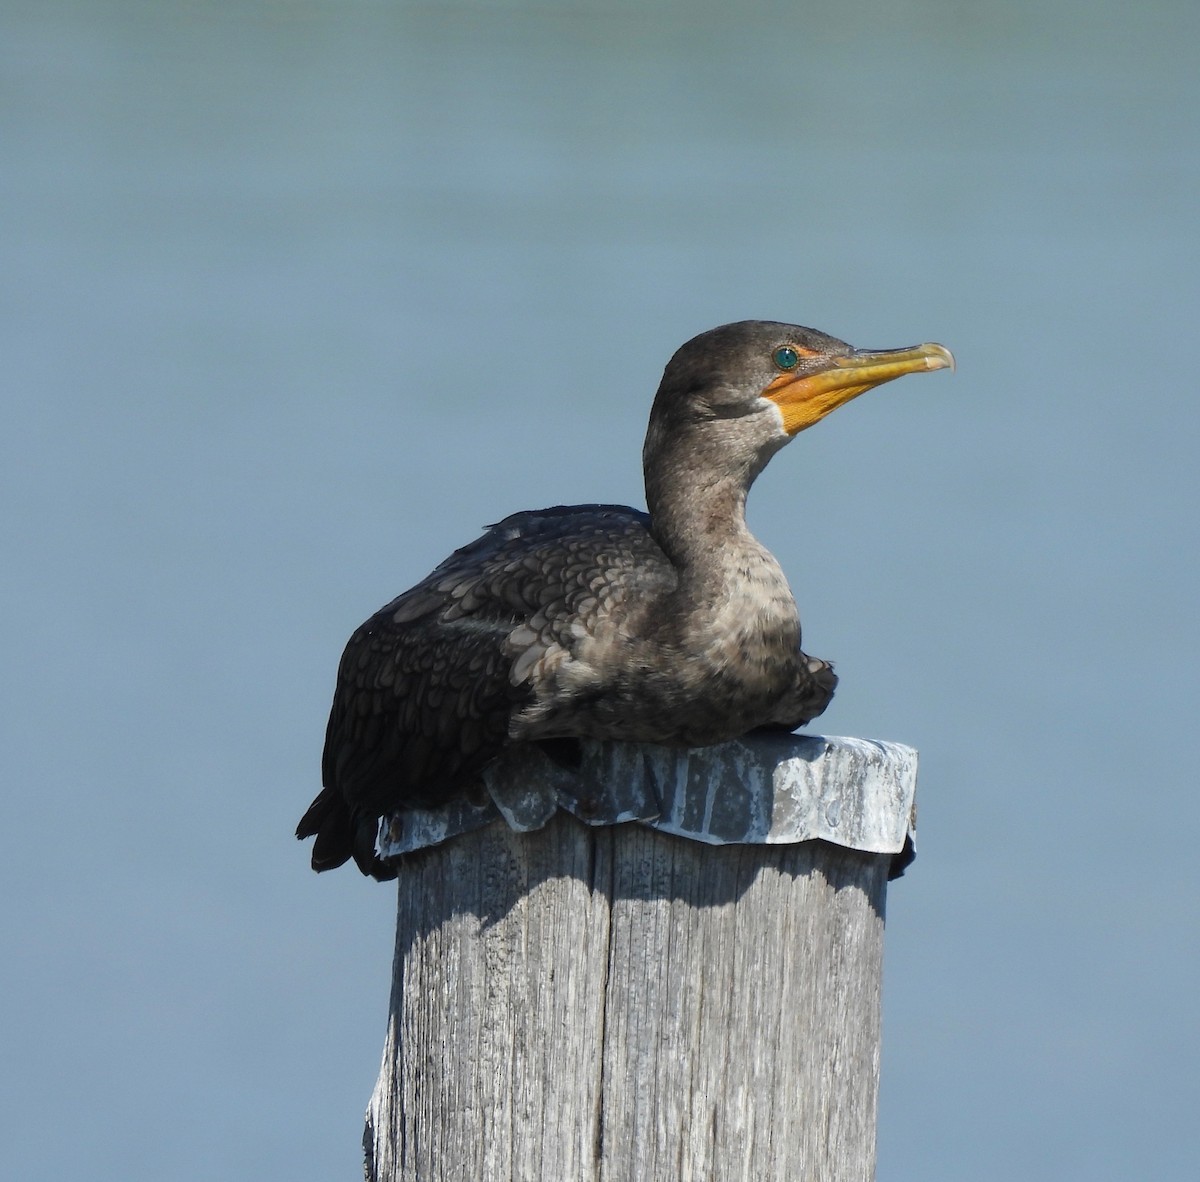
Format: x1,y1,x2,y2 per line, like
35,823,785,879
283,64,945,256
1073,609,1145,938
364,733,917,1182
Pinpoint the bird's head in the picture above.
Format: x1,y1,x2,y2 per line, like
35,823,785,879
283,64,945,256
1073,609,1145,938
650,319,953,444
642,320,953,519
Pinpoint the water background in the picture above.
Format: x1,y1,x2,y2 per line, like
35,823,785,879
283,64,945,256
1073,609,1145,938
4,2,1198,1178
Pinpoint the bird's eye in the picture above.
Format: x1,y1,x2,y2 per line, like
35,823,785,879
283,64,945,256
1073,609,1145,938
772,345,800,370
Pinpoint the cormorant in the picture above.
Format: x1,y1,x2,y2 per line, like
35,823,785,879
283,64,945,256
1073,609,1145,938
298,321,952,878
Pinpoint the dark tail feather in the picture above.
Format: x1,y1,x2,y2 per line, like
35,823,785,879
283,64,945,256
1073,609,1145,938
296,786,353,872
296,785,337,840
296,787,396,881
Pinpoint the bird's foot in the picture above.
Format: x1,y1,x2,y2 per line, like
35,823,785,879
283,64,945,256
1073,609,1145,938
780,652,838,728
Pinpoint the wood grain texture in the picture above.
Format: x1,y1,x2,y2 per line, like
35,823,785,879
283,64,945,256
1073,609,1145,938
365,814,889,1182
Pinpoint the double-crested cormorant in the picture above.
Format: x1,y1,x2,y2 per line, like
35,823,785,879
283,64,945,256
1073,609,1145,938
298,321,952,878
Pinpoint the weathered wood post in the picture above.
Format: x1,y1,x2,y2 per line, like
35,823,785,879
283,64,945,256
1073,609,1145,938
364,733,916,1182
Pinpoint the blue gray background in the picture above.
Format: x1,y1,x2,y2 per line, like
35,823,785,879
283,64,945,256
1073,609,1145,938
4,2,1197,1178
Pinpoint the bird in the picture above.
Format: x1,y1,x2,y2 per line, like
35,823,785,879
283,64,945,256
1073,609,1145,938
297,320,952,879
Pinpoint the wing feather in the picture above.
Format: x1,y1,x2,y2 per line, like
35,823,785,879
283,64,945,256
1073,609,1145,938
301,505,672,875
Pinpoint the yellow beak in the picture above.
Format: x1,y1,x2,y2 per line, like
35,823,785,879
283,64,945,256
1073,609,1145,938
764,342,954,436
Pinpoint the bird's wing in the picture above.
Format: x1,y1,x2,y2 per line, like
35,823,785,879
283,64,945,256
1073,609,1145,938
317,505,669,835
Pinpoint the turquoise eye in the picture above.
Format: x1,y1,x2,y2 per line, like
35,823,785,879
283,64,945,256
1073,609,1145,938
772,345,800,370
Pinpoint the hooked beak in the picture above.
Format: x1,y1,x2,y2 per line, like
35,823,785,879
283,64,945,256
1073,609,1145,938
764,342,954,436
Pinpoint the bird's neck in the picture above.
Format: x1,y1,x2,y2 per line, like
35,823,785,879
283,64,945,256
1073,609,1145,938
644,427,773,584
648,471,752,574
644,436,800,665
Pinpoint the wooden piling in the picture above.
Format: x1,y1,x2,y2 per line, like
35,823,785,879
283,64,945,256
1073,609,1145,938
364,734,916,1182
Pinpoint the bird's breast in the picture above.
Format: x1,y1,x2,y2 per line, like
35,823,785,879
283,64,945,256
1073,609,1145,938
512,542,803,746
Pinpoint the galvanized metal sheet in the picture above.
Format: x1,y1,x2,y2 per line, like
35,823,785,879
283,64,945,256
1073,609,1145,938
377,734,917,863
